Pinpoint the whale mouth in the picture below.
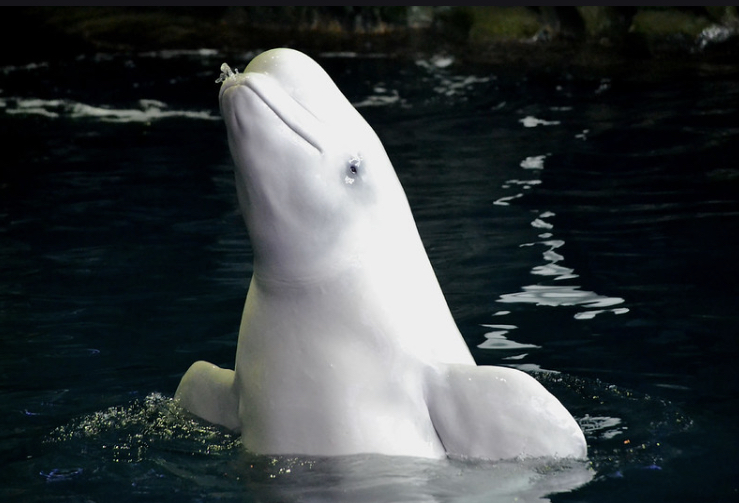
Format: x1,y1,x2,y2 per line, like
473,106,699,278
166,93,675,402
219,69,324,154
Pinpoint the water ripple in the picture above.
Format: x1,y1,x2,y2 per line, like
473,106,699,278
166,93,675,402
2,97,219,122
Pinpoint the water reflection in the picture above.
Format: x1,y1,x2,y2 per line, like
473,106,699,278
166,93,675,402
351,54,494,110
477,323,540,351
494,155,545,206
495,150,628,321
1,97,219,122
519,116,561,127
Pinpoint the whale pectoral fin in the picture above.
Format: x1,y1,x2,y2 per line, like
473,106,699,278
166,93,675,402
175,360,241,432
426,364,587,461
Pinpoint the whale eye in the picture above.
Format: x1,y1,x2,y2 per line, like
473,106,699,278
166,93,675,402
345,156,362,185
349,155,362,175
349,156,361,174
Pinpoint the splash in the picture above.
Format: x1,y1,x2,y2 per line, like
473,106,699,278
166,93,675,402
46,393,239,463
216,62,239,84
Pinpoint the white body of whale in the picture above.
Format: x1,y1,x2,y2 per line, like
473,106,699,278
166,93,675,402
175,48,587,461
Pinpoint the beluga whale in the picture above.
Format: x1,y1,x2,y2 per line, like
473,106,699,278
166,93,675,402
175,48,587,461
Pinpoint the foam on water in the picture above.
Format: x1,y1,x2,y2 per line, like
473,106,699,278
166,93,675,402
1,97,220,122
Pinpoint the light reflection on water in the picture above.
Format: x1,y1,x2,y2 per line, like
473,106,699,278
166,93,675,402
1,97,221,122
491,138,628,331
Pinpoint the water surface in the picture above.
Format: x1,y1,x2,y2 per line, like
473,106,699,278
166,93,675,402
1,49,737,502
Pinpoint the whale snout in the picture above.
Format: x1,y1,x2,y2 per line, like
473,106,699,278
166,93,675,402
220,49,360,131
221,73,326,156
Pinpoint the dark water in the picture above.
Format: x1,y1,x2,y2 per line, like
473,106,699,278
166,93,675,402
1,49,737,502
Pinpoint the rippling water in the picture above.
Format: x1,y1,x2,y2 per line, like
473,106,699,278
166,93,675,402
1,49,737,502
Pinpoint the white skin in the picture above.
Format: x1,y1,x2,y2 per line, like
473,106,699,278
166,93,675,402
175,48,587,460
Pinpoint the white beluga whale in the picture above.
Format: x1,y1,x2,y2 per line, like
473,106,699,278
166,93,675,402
175,48,587,461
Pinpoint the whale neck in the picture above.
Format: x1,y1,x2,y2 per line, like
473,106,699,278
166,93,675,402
249,215,475,367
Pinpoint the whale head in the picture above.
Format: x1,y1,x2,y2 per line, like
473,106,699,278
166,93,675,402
218,48,410,282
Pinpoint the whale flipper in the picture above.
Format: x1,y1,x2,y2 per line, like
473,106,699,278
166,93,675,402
426,364,587,460
175,360,240,431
